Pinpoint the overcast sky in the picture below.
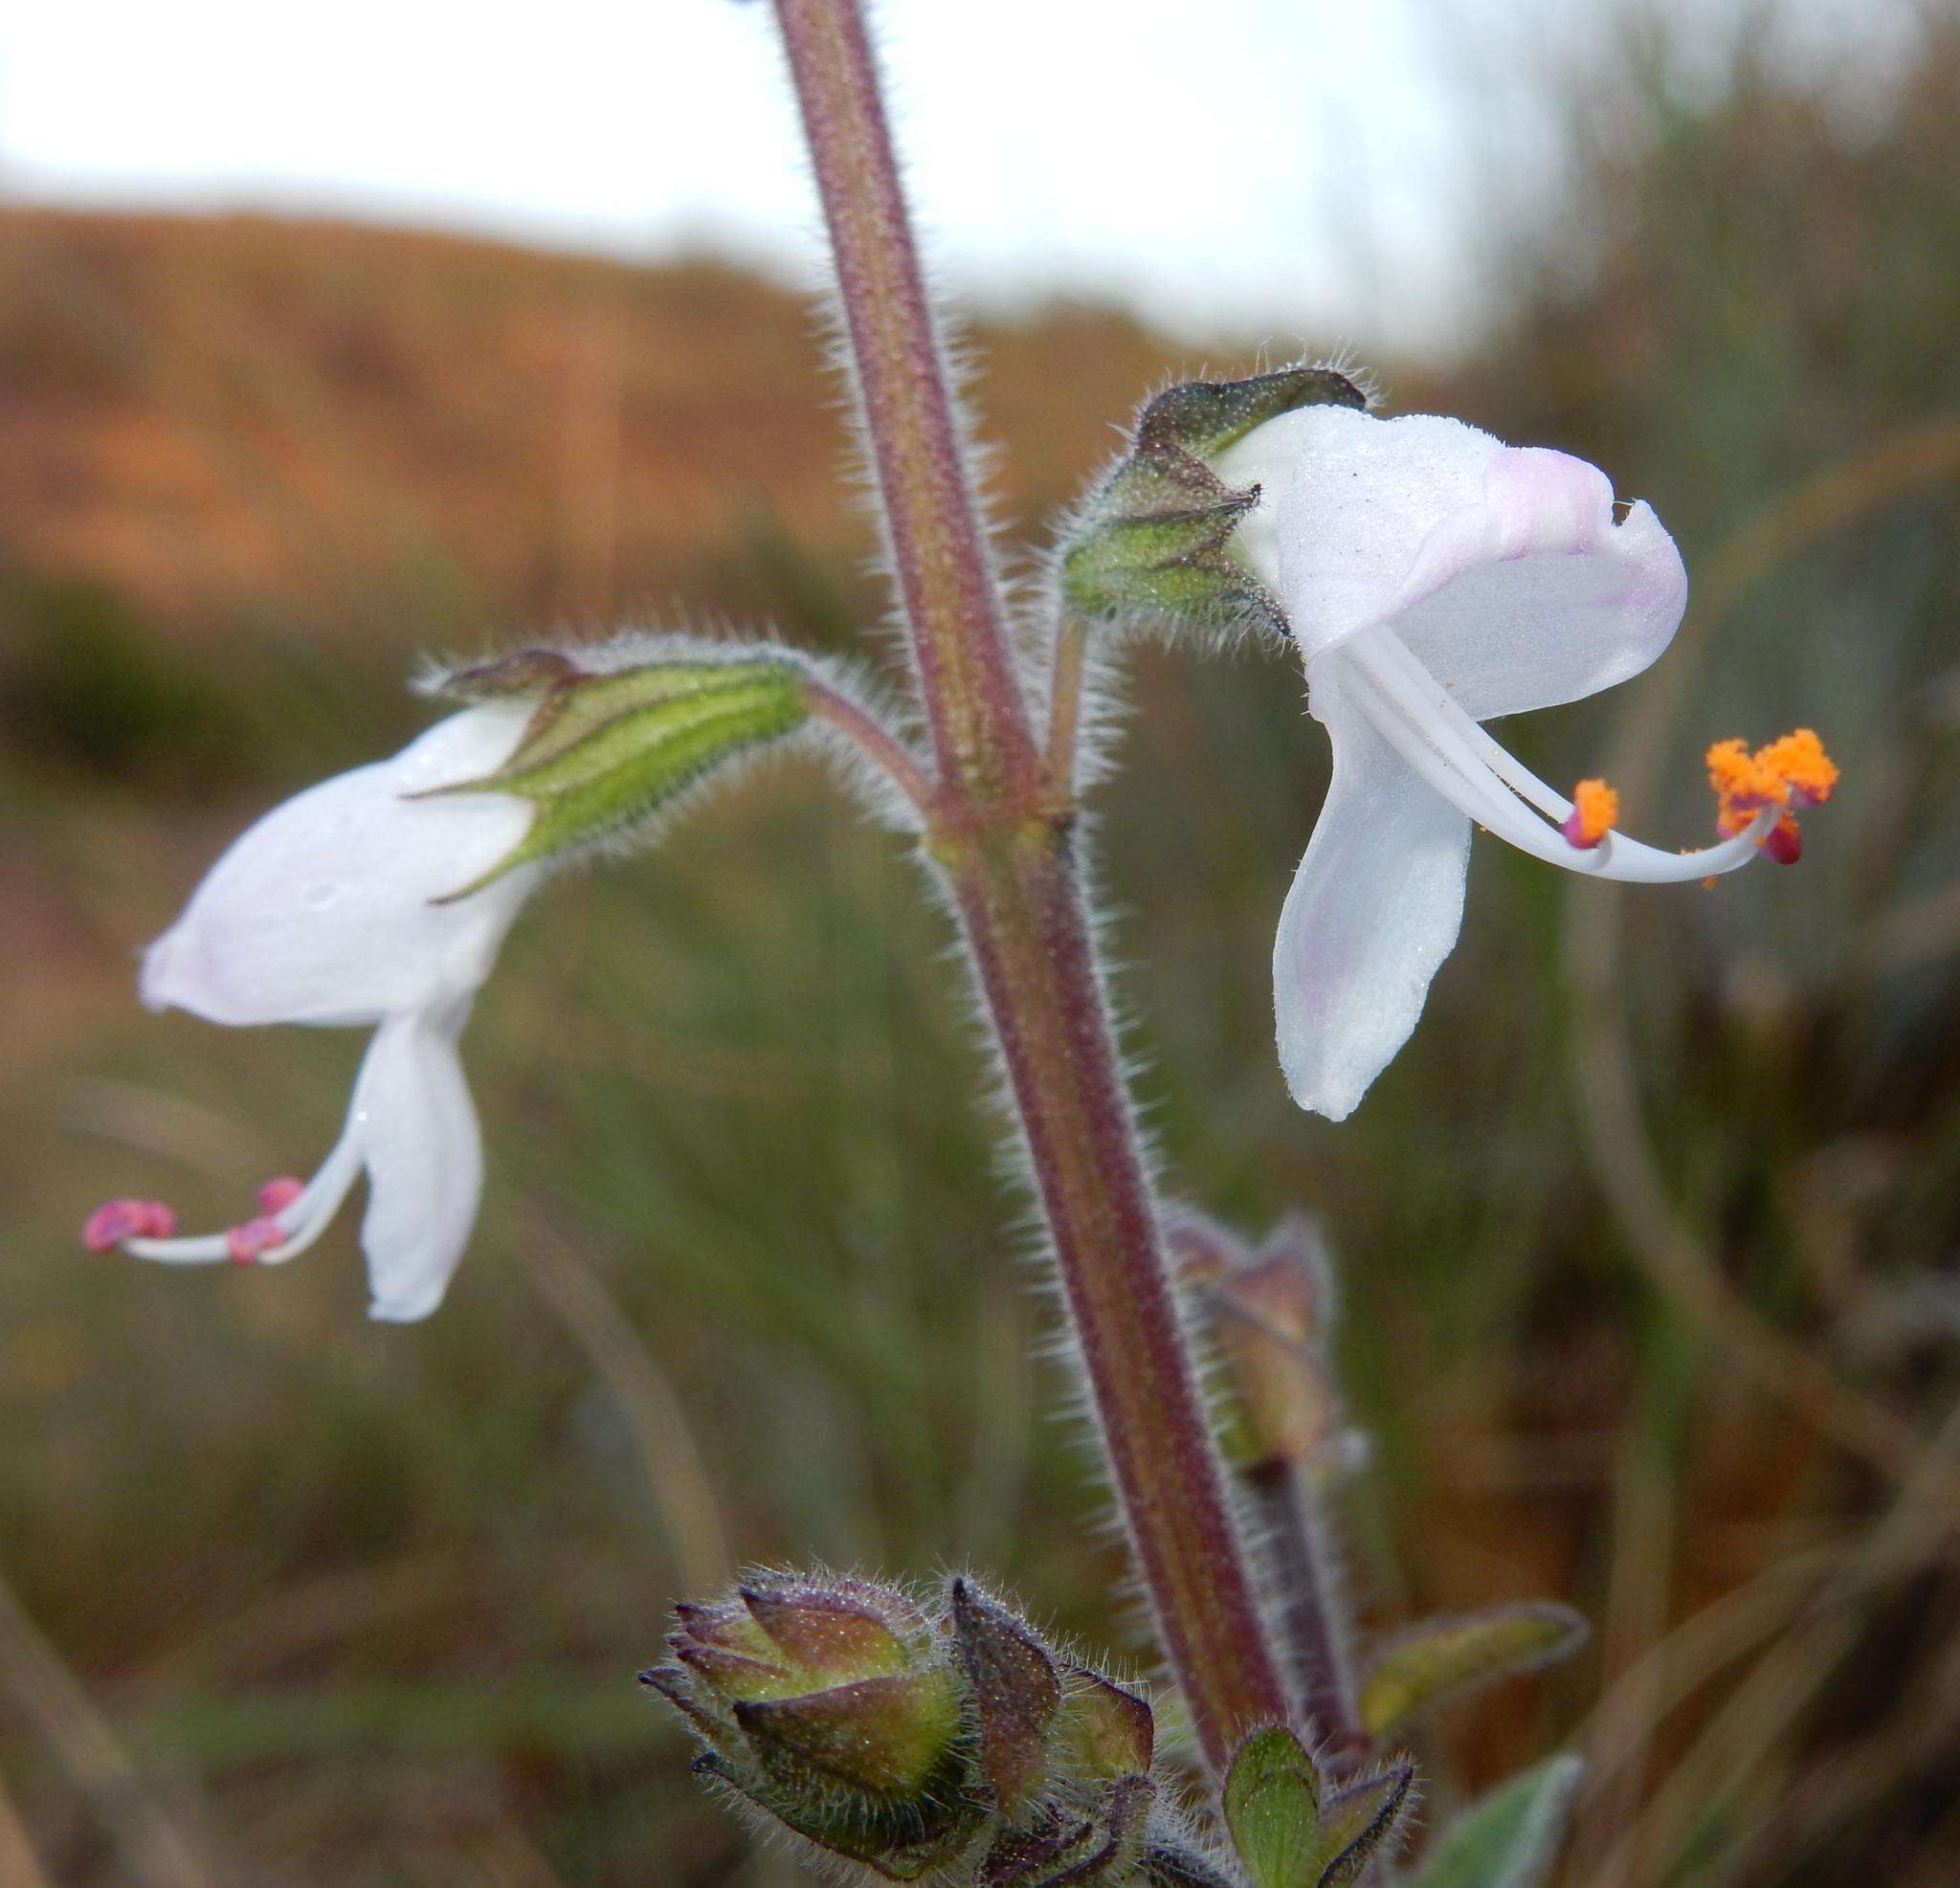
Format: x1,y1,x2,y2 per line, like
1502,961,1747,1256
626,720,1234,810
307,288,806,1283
0,0,1918,356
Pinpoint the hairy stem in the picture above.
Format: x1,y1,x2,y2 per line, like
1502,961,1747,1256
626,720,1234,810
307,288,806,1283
1244,1461,1368,1764
773,0,1036,804
803,675,935,816
944,821,1289,1769
773,0,1289,1771
1044,613,1093,788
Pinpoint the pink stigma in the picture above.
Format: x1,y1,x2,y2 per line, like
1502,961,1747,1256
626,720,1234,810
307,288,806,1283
1760,815,1803,866
226,1217,286,1265
81,1198,178,1252
256,1176,306,1214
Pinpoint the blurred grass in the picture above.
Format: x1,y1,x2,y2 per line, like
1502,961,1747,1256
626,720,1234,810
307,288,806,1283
3,7,1959,1884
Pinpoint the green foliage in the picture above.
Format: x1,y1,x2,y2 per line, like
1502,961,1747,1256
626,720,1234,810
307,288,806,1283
1358,1604,1588,1739
1222,1727,1414,1888
1223,1726,1323,1888
1314,1768,1415,1885
1411,1757,1583,1888
0,569,256,792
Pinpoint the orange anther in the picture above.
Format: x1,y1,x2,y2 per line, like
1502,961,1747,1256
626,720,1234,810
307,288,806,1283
1561,777,1618,850
1756,727,1838,807
1706,729,1839,855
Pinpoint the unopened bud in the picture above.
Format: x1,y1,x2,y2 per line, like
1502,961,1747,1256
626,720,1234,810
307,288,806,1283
951,1577,1062,1818
644,1575,978,1879
1182,1210,1342,1471
648,1571,1181,1881
979,1774,1155,1885
1053,1663,1154,1782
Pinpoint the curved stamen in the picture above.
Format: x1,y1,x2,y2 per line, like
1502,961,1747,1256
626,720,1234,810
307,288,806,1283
122,1131,364,1267
1368,630,1573,819
1338,636,1773,883
1340,635,1610,866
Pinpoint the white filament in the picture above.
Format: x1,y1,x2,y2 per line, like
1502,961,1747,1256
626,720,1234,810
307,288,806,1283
1339,629,1772,883
123,1130,365,1267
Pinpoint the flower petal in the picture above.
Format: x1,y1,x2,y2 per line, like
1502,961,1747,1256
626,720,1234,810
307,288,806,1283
1217,406,1686,719
350,1005,484,1322
1275,661,1471,1120
1390,477,1686,720
142,704,540,1028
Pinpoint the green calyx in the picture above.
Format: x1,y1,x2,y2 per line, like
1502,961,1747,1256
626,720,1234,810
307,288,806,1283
423,648,812,898
1059,365,1366,636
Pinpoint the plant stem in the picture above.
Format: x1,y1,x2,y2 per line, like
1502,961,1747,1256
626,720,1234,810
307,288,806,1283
772,0,1289,1771
772,0,1036,805
1243,1461,1369,1765
803,675,935,816
944,821,1287,1771
1044,613,1092,787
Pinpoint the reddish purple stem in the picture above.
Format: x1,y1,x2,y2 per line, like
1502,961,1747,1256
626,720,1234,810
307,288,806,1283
772,0,1291,1772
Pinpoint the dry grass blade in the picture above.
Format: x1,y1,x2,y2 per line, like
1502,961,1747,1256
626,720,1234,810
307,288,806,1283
1597,1399,1960,1884
1565,415,1960,1488
0,1774,56,1888
0,1571,228,1888
522,1220,732,1593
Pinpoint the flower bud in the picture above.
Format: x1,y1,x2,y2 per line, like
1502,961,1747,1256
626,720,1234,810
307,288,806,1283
951,1576,1063,1818
647,1572,1189,1881
643,1577,980,1880
1060,365,1367,637
1177,1209,1343,1475
1223,1725,1415,1888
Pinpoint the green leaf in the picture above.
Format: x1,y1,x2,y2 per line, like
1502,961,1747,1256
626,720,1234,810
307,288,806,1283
1359,1605,1588,1739
1223,1725,1322,1888
1315,1765,1415,1885
1411,1757,1584,1888
430,655,810,896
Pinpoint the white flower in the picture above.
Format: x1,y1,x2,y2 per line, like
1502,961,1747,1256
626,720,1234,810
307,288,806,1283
1214,405,1782,1122
92,701,541,1321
